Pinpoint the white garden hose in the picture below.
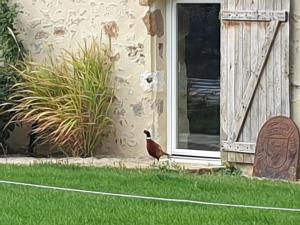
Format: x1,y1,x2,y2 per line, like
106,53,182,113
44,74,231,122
0,179,299,212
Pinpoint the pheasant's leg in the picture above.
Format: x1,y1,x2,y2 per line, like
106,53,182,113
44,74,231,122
156,159,159,167
152,159,156,167
167,158,171,167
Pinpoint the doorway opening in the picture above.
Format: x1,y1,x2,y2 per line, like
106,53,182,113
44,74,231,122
168,0,221,158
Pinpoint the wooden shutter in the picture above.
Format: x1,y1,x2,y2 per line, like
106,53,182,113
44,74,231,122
220,0,290,159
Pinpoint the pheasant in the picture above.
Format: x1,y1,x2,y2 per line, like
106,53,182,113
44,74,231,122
143,130,169,165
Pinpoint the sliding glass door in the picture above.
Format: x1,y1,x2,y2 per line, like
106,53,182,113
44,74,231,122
169,0,221,158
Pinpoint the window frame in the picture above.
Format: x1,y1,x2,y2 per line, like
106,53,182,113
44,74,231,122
166,0,221,160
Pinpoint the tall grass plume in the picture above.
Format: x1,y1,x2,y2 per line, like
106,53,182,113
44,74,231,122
5,40,114,157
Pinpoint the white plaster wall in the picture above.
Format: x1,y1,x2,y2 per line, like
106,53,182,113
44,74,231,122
10,0,167,157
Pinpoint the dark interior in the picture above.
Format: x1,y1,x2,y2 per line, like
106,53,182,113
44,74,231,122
177,4,220,151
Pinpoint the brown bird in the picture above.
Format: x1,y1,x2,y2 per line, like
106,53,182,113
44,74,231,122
143,130,169,164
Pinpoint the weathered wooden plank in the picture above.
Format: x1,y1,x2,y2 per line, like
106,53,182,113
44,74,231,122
220,10,287,21
243,153,255,164
234,0,244,142
220,0,229,141
225,152,254,163
221,150,228,163
227,151,236,162
274,0,282,116
258,0,267,140
221,141,256,153
233,0,243,141
266,0,275,119
229,19,281,143
226,0,236,143
250,0,259,143
235,152,244,163
240,0,252,144
221,0,228,10
281,0,290,116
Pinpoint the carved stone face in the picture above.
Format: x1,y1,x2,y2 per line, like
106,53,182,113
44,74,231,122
265,137,288,169
253,116,300,181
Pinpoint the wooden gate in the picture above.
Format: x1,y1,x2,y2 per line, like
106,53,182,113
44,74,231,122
220,0,290,163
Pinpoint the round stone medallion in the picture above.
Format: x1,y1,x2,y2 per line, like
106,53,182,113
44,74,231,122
253,116,300,180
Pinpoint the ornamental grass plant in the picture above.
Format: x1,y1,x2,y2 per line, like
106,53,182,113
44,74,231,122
6,40,114,157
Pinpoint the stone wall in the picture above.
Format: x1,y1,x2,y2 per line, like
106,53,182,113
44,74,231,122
9,0,167,157
8,0,300,162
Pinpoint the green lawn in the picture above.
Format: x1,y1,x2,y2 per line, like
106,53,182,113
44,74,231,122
0,164,299,225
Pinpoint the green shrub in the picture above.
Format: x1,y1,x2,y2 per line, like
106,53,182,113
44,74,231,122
6,40,114,157
0,0,25,152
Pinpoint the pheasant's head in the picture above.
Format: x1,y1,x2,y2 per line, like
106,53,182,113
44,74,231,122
143,130,151,138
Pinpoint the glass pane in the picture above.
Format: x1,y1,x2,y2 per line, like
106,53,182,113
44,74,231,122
176,4,220,151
